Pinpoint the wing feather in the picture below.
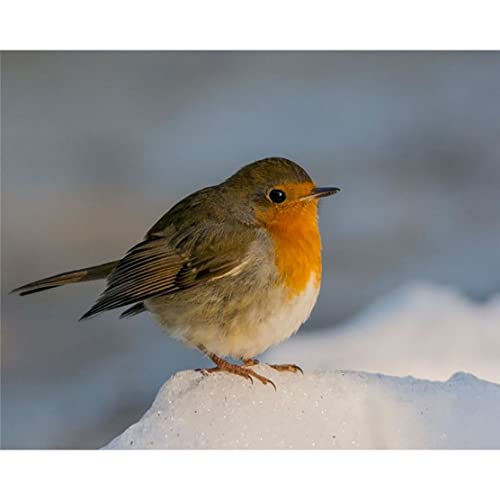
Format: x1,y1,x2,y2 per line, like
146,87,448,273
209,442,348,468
80,224,253,320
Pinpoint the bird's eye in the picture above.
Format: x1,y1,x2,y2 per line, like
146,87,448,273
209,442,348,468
268,189,287,204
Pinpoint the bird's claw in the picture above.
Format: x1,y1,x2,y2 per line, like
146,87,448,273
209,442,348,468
197,363,276,390
269,363,304,375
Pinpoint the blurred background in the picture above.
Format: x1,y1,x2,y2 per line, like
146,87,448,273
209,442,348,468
2,52,500,448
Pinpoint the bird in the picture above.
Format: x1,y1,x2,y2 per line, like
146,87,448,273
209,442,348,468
12,157,340,388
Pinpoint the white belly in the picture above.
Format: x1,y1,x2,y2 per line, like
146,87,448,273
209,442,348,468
208,274,320,360
149,272,320,361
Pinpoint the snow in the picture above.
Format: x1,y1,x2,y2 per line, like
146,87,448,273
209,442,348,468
106,369,500,449
105,283,500,449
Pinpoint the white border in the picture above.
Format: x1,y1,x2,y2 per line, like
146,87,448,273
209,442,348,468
1,0,500,49
1,450,499,499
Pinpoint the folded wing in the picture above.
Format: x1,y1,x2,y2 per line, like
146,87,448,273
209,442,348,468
80,224,252,320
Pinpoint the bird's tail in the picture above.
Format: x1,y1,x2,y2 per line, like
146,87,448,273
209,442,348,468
11,261,119,296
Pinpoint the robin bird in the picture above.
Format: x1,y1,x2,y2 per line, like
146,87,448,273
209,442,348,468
12,157,340,389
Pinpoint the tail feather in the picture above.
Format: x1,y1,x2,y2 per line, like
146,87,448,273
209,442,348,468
11,261,119,296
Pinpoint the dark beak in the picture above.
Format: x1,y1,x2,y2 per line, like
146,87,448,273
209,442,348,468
308,186,341,199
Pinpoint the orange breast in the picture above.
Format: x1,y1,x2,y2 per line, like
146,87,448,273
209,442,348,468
261,200,322,297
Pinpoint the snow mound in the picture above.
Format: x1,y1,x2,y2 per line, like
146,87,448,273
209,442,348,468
106,368,500,449
105,282,500,449
266,282,500,383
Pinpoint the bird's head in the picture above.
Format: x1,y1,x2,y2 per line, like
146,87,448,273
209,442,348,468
222,157,340,228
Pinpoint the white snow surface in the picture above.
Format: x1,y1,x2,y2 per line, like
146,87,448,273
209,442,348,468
106,283,500,449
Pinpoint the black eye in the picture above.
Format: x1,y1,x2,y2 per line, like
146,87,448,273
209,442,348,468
268,189,286,204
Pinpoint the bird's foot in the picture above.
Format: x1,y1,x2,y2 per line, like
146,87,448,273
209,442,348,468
242,358,303,374
268,363,304,374
198,355,276,390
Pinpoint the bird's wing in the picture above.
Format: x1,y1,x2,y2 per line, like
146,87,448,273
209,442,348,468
80,223,253,320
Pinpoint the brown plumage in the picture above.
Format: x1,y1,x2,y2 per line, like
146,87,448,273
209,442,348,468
12,157,340,387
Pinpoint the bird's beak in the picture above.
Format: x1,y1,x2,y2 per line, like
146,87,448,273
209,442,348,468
302,186,341,201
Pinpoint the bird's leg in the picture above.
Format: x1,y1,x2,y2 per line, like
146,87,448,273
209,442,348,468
241,358,260,367
197,347,276,390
